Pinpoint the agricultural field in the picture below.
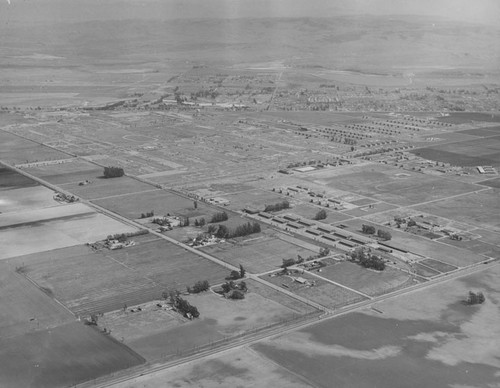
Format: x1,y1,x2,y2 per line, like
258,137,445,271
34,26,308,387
0,131,70,165
23,158,103,185
317,261,415,297
411,135,500,167
263,271,367,309
0,165,38,190
223,189,289,212
0,322,144,388
285,203,352,223
0,185,60,214
303,163,481,206
0,203,137,260
415,189,500,232
112,346,315,388
13,238,228,317
93,189,208,219
102,283,310,360
201,235,317,273
252,263,500,388
0,261,73,339
60,176,155,200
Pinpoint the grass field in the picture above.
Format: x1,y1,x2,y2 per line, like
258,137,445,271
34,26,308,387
415,189,500,232
317,261,413,297
201,236,317,273
114,286,306,360
0,166,38,190
24,158,104,185
477,178,500,189
14,238,228,317
60,176,155,200
252,263,500,388
0,185,60,214
0,204,137,260
420,259,457,273
412,135,500,167
0,261,73,339
0,131,70,164
413,263,440,278
93,189,211,219
304,163,480,206
112,346,315,388
0,322,144,388
224,189,287,212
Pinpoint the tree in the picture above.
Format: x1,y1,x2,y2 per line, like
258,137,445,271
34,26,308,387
239,264,246,278
362,224,376,235
103,166,124,178
313,209,327,220
377,229,392,241
187,280,210,294
194,201,198,209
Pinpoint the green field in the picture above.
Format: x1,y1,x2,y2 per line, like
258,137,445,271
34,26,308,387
415,189,500,232
14,238,228,317
317,261,413,297
94,189,212,219
201,236,317,273
0,322,144,388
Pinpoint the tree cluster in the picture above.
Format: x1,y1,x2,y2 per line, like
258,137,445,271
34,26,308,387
167,291,199,318
313,209,327,220
228,264,246,280
377,229,392,241
264,200,290,212
351,248,386,271
362,224,376,234
220,280,247,299
207,222,261,239
210,212,229,223
103,166,124,178
194,218,206,227
465,291,485,305
140,211,154,218
281,248,330,269
187,280,210,294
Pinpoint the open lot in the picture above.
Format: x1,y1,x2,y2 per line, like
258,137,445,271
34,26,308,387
0,185,60,214
415,188,500,232
304,163,480,206
317,261,414,297
111,346,314,388
0,165,38,190
60,176,155,200
13,238,228,317
0,204,137,260
107,283,308,360
24,158,104,185
253,263,500,388
94,189,211,219
0,261,73,339
224,189,287,212
0,131,70,164
0,322,144,388
412,135,500,167
201,235,317,273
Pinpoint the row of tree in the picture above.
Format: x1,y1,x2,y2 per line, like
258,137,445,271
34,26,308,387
264,200,290,212
281,248,330,269
103,166,124,178
207,222,261,239
210,212,229,223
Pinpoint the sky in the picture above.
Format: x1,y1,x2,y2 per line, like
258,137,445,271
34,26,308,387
0,0,499,25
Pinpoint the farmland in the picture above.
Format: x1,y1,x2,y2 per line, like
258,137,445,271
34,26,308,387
2,4,500,386
0,322,144,388
252,263,500,388
13,237,229,317
101,280,316,361
201,235,318,273
317,261,414,297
